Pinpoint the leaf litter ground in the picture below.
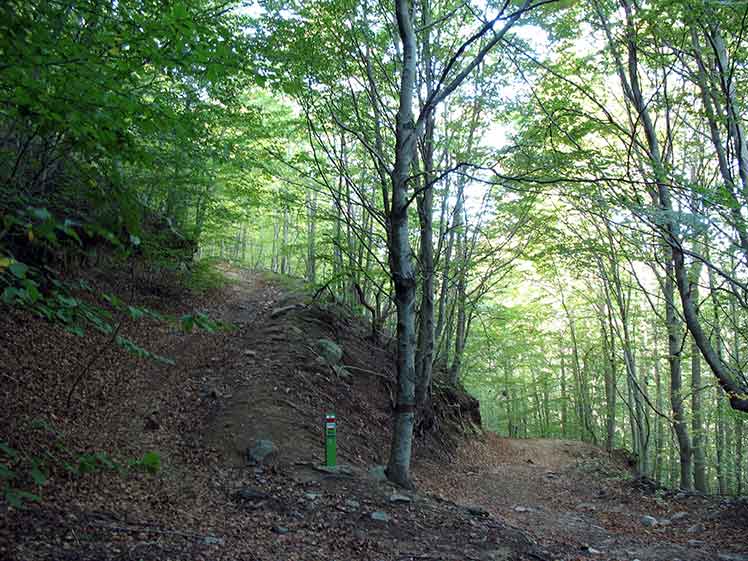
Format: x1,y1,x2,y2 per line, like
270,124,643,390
1,266,746,561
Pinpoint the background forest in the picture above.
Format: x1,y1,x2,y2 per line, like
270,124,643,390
2,0,747,494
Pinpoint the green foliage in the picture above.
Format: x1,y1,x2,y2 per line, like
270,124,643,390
128,452,162,475
183,258,232,295
180,311,223,334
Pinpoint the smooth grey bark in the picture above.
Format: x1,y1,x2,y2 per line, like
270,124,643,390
690,245,707,492
653,321,665,483
386,0,420,490
666,258,692,490
597,290,617,451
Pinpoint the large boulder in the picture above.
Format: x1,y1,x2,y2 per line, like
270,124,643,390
247,439,278,465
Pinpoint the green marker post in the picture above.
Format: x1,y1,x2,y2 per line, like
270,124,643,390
325,412,337,467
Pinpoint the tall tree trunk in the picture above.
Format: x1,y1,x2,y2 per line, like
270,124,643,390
386,0,419,489
601,254,641,464
448,223,467,386
433,178,453,353
414,5,436,407
306,187,317,283
281,206,290,275
735,415,744,496
272,216,280,273
560,352,568,438
666,260,693,490
598,283,617,451
435,179,464,363
730,285,744,496
690,245,707,492
653,321,665,484
599,0,696,483
504,361,514,437
716,392,727,494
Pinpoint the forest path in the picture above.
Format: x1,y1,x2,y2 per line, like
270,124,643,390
4,267,747,561
418,434,747,561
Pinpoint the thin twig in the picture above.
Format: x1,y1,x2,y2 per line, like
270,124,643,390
84,522,214,541
343,365,393,381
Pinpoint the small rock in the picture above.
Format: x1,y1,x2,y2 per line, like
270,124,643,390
247,439,277,465
234,487,270,502
270,304,301,318
586,547,602,555
687,523,705,534
389,493,412,504
272,526,289,535
202,535,224,546
345,499,360,509
466,505,488,516
687,540,705,547
370,511,390,522
671,511,688,521
315,338,343,364
514,505,532,513
544,472,559,479
368,465,387,482
304,492,321,501
640,515,658,527
243,350,257,357
481,547,515,561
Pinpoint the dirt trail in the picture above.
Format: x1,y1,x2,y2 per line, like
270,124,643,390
3,268,747,561
419,434,748,561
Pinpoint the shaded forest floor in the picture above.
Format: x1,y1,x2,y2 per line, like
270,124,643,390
421,437,748,561
1,265,746,561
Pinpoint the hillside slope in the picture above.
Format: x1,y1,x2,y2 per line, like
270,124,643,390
1,266,746,561
0,266,532,561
